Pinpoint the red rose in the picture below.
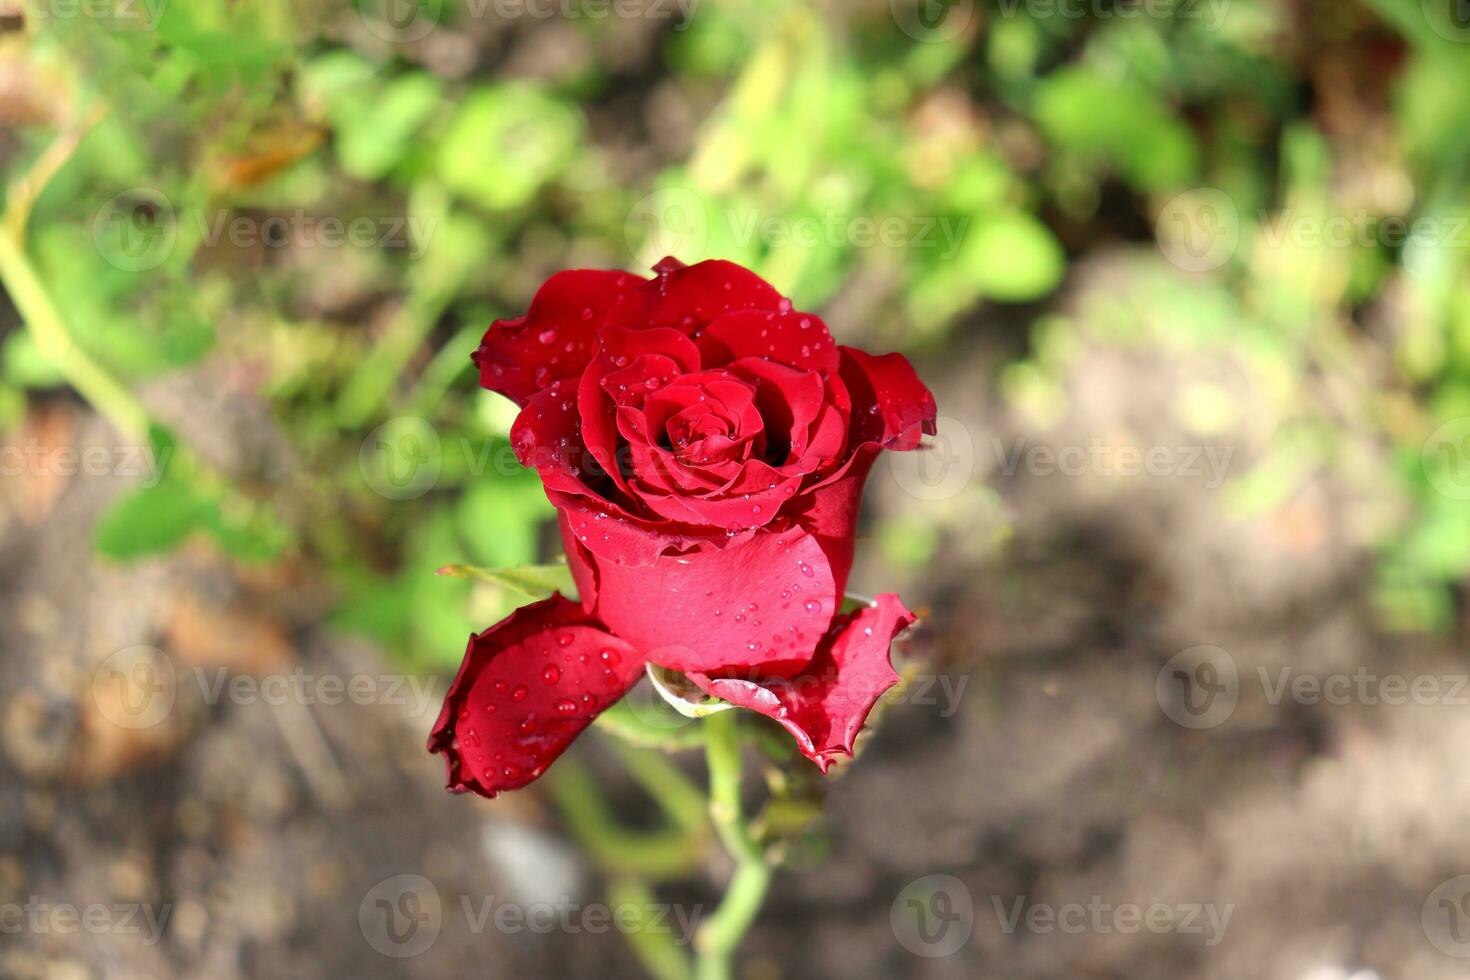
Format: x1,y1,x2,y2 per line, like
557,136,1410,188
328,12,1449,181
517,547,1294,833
429,257,935,796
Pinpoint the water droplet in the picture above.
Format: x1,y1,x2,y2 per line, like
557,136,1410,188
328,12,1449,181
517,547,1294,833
538,329,557,345
517,717,535,735
599,649,621,667
510,685,528,703
542,665,561,685
555,698,577,715
797,561,814,578
558,633,574,647
493,680,508,693
804,599,822,614
777,297,793,313
503,764,523,780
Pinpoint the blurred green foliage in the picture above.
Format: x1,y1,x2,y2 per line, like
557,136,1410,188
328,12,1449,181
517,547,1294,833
1,0,1468,662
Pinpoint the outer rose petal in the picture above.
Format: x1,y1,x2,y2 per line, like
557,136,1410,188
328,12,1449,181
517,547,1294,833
607,257,785,334
427,594,645,797
697,309,840,374
838,346,938,450
688,593,916,772
475,269,644,406
564,521,840,675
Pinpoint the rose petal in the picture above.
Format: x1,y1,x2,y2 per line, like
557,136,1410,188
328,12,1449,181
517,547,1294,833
688,593,915,772
608,258,785,335
838,346,937,451
698,309,840,373
570,522,838,675
579,326,701,498
474,269,644,406
427,594,645,797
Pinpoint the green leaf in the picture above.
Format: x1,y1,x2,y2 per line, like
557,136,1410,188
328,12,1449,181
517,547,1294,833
94,480,207,560
435,562,576,599
436,85,582,211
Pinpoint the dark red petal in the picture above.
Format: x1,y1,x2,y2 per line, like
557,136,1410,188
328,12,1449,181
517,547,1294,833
427,594,645,798
698,309,840,373
579,326,701,498
786,444,877,599
553,488,706,565
568,522,838,675
607,258,785,335
474,269,645,406
688,593,915,772
838,346,938,451
511,378,606,501
725,357,826,464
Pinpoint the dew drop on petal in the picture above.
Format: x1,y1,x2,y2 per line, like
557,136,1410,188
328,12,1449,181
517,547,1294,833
510,684,528,702
555,698,577,715
541,665,561,685
804,599,822,614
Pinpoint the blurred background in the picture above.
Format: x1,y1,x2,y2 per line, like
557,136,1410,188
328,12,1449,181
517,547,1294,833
2,0,1470,977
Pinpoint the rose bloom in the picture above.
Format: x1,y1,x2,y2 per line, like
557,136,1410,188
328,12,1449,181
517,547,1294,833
429,257,935,796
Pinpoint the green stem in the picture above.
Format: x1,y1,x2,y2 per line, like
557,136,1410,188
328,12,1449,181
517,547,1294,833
0,228,151,442
695,710,772,980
